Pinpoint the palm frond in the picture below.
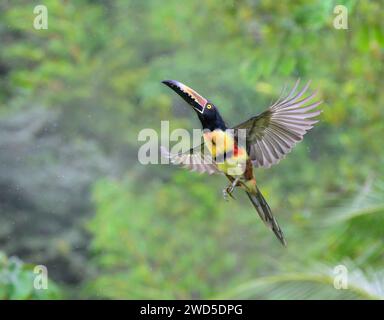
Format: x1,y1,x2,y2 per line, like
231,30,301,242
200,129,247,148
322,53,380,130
323,179,384,225
215,265,384,300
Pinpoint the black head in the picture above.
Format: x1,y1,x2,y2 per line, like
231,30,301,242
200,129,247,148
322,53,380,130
162,80,226,131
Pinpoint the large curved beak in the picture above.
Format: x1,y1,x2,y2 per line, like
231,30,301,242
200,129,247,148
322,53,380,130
162,80,208,114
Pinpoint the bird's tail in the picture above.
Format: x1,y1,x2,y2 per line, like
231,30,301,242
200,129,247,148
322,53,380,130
246,187,287,247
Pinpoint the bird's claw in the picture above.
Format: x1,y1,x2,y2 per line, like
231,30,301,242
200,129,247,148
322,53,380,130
222,188,229,201
222,186,236,201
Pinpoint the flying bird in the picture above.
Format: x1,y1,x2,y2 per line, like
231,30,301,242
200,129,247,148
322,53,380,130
161,79,322,246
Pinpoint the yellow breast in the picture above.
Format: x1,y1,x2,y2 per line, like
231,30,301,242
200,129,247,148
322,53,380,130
203,130,247,176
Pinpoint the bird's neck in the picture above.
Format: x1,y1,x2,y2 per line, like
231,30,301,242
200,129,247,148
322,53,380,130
199,112,227,131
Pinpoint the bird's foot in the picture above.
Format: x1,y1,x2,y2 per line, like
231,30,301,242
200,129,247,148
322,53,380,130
222,185,236,201
222,188,229,201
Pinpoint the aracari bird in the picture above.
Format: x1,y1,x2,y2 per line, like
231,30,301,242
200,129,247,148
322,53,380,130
161,80,322,246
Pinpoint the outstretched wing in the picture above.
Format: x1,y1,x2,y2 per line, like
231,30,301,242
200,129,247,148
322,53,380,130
234,80,323,168
160,143,220,175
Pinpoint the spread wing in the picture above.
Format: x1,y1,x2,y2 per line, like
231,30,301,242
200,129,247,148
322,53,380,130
160,143,220,175
234,80,323,168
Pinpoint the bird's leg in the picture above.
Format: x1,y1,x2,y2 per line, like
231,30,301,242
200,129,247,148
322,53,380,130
227,177,240,194
222,177,240,201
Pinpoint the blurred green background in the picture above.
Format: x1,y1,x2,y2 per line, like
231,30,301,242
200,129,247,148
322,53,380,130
0,0,383,299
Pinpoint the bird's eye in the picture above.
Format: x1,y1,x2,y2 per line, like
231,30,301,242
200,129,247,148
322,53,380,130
206,104,212,109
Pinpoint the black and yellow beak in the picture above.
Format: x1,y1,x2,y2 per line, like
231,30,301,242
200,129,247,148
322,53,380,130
162,80,208,114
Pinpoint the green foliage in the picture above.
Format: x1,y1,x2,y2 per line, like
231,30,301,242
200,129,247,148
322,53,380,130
0,252,61,299
87,174,271,299
87,174,384,299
